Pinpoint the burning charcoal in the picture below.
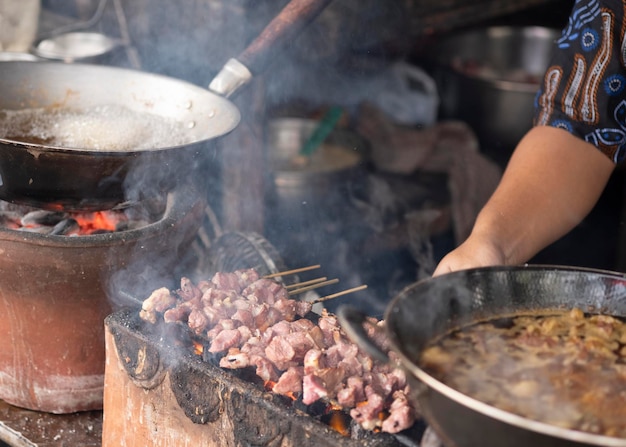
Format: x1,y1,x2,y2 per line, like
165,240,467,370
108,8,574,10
322,409,351,437
20,210,68,227
0,211,21,228
292,395,328,417
50,218,80,236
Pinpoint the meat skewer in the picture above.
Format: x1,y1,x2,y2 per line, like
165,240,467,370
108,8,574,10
312,285,368,304
285,277,328,289
287,278,339,296
139,267,415,434
263,264,321,279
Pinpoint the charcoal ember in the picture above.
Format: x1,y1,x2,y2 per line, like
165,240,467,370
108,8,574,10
21,210,67,227
50,218,79,235
0,195,164,236
0,210,21,228
293,394,329,418
321,409,352,435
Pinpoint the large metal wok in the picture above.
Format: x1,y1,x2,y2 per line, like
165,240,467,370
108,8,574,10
0,0,332,211
338,265,626,447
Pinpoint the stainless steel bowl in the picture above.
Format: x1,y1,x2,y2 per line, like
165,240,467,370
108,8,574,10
431,26,560,161
32,32,120,63
0,52,40,62
266,117,368,213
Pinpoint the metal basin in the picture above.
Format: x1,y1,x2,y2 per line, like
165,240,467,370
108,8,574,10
266,117,368,215
32,32,121,63
431,26,560,161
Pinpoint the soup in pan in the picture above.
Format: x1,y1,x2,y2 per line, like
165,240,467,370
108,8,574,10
420,308,626,438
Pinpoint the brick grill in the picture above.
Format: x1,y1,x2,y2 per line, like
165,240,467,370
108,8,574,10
102,308,423,447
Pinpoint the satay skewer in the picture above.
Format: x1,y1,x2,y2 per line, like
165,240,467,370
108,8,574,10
313,285,368,303
288,278,339,295
285,277,328,289
264,264,321,279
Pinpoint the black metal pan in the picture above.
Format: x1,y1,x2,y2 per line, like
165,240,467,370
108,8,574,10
0,0,332,211
338,265,626,447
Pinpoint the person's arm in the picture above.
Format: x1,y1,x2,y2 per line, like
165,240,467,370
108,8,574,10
433,125,615,275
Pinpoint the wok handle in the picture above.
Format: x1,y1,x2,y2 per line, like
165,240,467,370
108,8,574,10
208,0,333,98
238,0,333,75
336,305,391,364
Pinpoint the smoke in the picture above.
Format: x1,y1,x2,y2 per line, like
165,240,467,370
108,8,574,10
83,0,427,316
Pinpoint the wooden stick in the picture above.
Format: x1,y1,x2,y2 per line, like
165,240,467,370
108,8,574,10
313,285,368,303
264,264,321,279
288,278,339,295
285,277,328,289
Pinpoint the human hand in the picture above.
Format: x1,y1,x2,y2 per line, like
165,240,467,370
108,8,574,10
432,235,506,276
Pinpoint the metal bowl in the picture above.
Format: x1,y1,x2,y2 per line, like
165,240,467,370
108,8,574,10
32,32,120,63
430,26,560,161
266,117,368,213
0,52,40,62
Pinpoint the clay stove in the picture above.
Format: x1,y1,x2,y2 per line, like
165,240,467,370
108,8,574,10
0,182,205,414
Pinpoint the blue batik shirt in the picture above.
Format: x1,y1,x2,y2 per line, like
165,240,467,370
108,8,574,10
534,0,626,163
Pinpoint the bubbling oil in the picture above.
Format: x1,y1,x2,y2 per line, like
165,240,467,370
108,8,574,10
0,104,193,151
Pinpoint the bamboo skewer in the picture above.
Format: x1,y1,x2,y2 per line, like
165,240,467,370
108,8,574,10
285,277,328,289
313,285,368,303
288,278,339,295
264,264,366,304
264,264,321,279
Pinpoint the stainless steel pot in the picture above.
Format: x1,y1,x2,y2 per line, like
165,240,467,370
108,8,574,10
0,0,333,211
266,117,368,213
431,26,560,161
338,265,626,447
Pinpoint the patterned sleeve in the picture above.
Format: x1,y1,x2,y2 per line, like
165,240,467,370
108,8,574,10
533,0,626,163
